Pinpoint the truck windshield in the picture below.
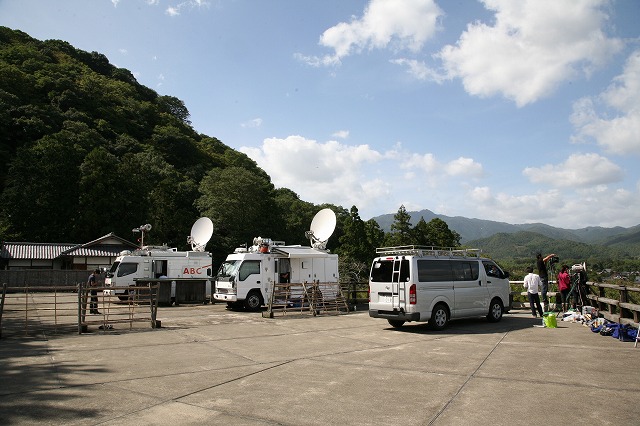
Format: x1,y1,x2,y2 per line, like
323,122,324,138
217,261,240,279
106,261,120,278
117,262,138,277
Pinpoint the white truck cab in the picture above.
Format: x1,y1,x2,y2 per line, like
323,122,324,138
368,246,510,330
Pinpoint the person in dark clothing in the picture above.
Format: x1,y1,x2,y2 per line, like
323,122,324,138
536,252,556,309
87,269,101,314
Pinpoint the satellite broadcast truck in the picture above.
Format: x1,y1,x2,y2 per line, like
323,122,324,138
213,209,339,311
104,218,214,301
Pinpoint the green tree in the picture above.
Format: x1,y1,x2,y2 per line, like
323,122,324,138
423,218,461,247
337,206,374,264
384,205,413,246
364,219,385,249
157,95,191,125
412,217,432,246
76,147,121,240
1,134,86,241
272,188,316,246
196,167,277,264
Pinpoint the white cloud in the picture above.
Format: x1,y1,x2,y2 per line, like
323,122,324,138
467,184,640,228
402,153,484,178
389,58,445,83
241,136,488,218
523,153,623,188
571,49,640,155
332,130,349,139
239,135,640,227
241,118,263,128
436,0,622,106
165,1,209,17
241,136,388,210
299,0,443,67
445,157,484,177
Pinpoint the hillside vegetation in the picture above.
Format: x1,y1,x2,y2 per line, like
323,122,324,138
0,27,324,260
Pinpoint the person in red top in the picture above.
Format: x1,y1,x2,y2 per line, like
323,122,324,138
557,265,571,312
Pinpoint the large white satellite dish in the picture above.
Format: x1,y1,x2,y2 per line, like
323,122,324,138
306,208,336,250
188,217,213,251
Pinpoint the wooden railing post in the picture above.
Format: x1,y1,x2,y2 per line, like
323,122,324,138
0,283,6,338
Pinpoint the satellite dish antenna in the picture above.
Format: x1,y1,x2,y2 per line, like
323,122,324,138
188,217,213,251
306,208,336,250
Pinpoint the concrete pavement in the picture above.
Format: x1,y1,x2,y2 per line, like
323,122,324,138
1,304,638,425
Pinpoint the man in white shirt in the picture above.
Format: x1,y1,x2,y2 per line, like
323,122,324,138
524,266,544,318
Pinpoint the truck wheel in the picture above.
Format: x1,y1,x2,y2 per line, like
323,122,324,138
487,298,503,322
428,303,449,331
387,319,405,328
244,290,263,311
117,289,132,301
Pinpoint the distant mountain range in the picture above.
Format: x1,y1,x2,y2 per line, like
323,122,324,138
372,209,640,260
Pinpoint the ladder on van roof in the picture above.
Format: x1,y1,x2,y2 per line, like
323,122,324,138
376,246,481,258
391,258,405,309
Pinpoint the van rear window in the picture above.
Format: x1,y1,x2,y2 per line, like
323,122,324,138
370,259,409,282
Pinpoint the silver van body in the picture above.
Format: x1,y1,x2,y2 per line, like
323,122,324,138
368,246,510,329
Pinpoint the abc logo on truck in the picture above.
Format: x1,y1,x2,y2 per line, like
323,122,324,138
183,266,209,275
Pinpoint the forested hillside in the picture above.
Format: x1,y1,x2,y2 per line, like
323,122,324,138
0,27,328,262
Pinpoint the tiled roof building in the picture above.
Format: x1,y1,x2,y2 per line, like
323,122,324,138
1,233,138,270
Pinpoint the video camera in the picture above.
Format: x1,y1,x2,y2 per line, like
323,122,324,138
548,255,559,265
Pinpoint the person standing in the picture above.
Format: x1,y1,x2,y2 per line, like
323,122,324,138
557,264,571,312
524,266,544,318
536,252,556,309
87,269,101,315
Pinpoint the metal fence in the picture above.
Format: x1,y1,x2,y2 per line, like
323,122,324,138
0,283,158,338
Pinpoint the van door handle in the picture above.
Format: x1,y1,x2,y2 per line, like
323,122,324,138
478,280,482,286
257,281,261,284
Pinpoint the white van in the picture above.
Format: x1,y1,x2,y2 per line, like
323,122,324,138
368,246,510,330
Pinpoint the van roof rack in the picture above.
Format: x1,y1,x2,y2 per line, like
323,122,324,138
375,246,481,258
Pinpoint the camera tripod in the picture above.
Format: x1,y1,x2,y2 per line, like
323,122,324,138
568,270,588,310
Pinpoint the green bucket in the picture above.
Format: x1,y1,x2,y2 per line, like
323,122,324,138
543,312,557,328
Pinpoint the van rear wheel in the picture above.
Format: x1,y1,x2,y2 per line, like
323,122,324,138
387,319,405,328
429,303,448,331
487,298,504,322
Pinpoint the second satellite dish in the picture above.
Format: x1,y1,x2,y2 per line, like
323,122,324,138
307,208,336,249
188,217,214,251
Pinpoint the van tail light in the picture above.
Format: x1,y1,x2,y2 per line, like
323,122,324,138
409,284,416,304
368,287,371,303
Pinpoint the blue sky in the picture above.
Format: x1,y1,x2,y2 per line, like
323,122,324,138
1,0,639,229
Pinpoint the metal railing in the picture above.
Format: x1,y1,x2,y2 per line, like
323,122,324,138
0,283,159,338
